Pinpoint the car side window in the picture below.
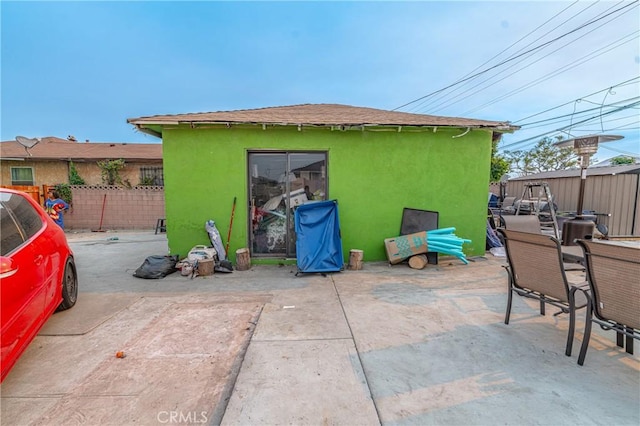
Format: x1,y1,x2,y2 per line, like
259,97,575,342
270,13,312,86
5,193,44,240
0,203,25,256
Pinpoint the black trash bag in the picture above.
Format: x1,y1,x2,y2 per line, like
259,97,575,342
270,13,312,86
133,255,179,279
214,259,234,273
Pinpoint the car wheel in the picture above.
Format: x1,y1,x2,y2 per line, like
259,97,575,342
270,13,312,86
57,258,78,312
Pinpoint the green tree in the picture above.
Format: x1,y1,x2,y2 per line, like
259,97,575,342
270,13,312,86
490,140,510,182
68,161,85,185
609,155,635,165
504,137,579,176
97,158,126,185
54,183,72,205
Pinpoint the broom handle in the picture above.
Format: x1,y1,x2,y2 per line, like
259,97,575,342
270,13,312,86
225,197,237,256
98,194,107,230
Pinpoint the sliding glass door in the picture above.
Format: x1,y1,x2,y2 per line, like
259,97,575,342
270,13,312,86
248,151,327,257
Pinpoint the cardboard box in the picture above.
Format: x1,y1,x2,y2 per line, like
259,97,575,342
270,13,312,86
384,231,428,264
283,188,308,208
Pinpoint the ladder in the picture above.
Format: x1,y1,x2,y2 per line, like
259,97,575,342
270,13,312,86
515,182,560,240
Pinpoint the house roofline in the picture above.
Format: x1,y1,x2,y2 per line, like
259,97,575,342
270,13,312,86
127,103,520,137
128,121,518,138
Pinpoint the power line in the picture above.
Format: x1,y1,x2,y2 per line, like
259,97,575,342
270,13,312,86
511,76,640,124
499,99,640,150
417,1,637,114
393,0,639,111
581,125,639,132
519,107,640,131
571,117,640,132
518,96,640,127
415,0,611,114
455,27,639,116
516,97,640,127
403,0,584,113
598,144,640,157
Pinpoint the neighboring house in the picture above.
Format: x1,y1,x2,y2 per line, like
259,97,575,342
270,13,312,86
0,136,163,189
506,164,640,236
128,103,518,263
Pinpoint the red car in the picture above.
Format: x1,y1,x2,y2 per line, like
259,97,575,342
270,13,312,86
0,188,78,382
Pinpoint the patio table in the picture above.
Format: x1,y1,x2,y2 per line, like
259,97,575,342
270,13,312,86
562,245,586,264
562,239,640,265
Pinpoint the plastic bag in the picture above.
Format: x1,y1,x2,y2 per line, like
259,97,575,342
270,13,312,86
133,255,179,279
490,247,506,257
188,245,216,262
206,220,226,260
486,219,503,249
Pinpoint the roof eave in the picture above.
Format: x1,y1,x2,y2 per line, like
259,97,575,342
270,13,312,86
131,119,519,134
130,124,162,138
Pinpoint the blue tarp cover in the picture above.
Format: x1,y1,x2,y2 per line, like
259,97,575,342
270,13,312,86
294,200,344,273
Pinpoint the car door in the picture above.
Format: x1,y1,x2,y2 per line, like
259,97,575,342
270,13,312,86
0,193,47,367
11,195,60,314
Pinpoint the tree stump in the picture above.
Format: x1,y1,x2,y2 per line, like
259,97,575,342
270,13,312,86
408,254,428,270
198,258,214,276
348,249,364,270
235,248,251,271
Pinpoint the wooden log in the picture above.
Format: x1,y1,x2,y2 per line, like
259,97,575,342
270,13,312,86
235,248,251,271
408,254,428,270
198,258,214,276
348,249,364,270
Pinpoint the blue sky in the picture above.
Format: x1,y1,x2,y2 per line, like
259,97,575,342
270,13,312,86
2,1,639,161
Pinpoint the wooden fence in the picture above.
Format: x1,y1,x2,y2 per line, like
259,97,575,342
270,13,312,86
0,185,43,204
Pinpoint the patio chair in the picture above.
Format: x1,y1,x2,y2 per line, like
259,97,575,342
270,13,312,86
574,240,640,366
500,216,584,271
497,229,589,357
500,196,517,215
499,215,542,234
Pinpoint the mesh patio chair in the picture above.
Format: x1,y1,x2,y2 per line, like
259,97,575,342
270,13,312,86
497,229,589,357
500,196,517,215
499,215,542,234
574,240,640,366
499,215,584,271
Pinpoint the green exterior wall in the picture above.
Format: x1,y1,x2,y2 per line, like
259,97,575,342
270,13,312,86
161,125,492,264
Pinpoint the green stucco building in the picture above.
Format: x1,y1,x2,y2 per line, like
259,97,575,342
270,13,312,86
128,104,517,265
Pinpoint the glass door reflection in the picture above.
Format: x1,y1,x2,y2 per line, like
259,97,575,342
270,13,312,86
249,152,326,257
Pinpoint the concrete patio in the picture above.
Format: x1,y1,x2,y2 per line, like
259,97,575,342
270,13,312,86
1,231,638,425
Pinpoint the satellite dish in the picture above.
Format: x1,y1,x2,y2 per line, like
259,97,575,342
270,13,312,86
15,136,41,156
499,174,510,183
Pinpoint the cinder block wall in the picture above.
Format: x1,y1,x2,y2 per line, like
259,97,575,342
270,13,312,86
65,186,165,231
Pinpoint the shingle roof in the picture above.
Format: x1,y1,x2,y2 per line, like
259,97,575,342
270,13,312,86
510,164,640,180
0,137,162,161
127,103,518,131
